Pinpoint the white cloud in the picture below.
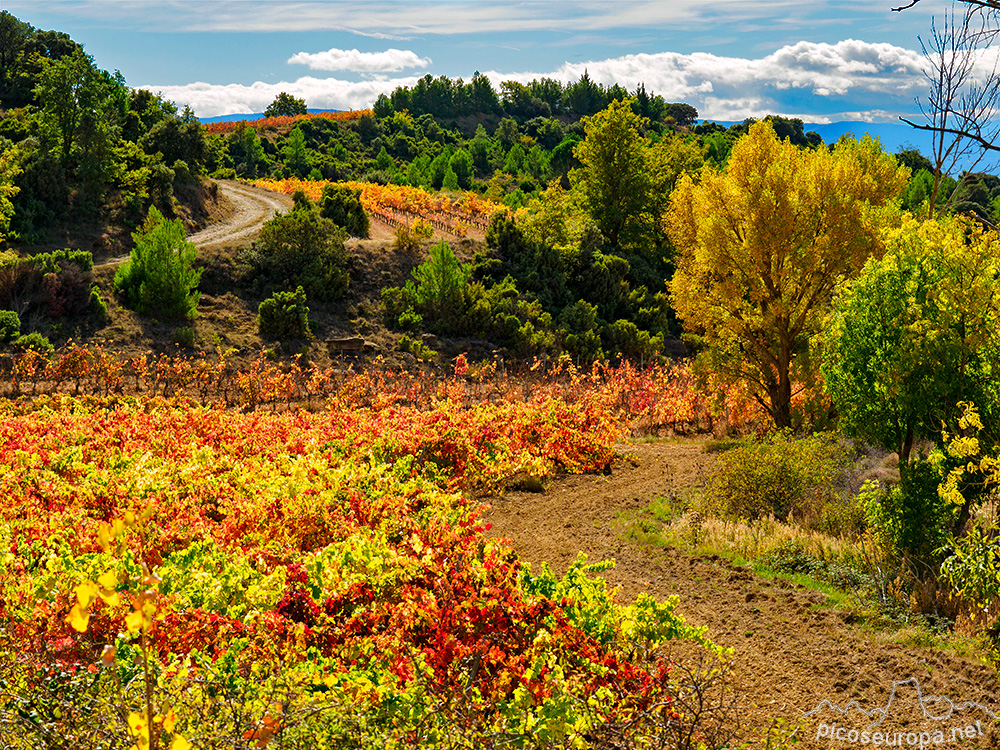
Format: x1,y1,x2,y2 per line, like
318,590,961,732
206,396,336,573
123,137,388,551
143,76,417,117
288,47,430,73
18,0,805,35
146,38,935,121
479,39,931,121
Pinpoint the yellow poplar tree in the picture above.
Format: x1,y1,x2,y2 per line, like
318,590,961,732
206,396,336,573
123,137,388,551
667,120,909,428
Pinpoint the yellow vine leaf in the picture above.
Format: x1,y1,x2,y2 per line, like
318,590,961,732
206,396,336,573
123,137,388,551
65,602,89,633
169,735,192,750
98,569,117,590
127,711,149,748
75,581,99,609
98,522,111,553
125,608,143,634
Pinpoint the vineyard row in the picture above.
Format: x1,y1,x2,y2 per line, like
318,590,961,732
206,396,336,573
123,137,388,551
0,345,765,433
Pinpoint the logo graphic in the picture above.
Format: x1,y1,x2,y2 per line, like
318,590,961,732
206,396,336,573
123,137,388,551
804,677,996,747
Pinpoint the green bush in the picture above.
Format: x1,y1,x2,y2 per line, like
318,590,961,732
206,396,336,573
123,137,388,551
319,183,370,238
705,432,851,522
383,240,470,332
114,206,202,320
171,325,195,348
0,310,19,343
861,459,954,571
603,318,662,360
26,248,93,274
940,523,1000,612
258,287,311,340
13,332,53,355
244,209,348,302
89,286,107,322
560,300,604,363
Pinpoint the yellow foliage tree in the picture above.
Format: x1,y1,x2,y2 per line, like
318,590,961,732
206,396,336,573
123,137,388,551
667,120,909,428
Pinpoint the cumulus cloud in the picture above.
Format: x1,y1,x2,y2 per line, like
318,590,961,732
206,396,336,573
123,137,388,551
471,39,931,122
143,76,418,117
145,38,932,121
288,47,431,73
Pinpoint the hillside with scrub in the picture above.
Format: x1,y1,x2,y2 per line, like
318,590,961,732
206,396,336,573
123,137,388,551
0,9,999,750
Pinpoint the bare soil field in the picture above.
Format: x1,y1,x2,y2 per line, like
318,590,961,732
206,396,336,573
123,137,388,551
485,440,1000,748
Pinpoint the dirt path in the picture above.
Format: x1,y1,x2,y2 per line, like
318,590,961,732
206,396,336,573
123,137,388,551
484,441,1000,748
93,181,293,269
187,180,292,248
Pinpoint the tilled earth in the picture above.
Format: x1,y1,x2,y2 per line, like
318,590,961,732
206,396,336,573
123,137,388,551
484,440,1000,748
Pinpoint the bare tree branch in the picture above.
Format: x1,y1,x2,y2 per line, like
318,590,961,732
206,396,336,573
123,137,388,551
900,3,1000,216
898,116,1000,151
895,0,1000,11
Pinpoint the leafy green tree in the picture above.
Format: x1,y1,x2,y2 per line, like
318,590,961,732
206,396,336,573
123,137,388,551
668,120,909,428
282,126,312,178
319,183,369,238
0,11,30,104
663,103,698,127
258,286,310,340
139,107,207,178
264,92,307,117
245,207,348,301
374,146,394,173
571,98,654,251
113,206,201,320
428,150,450,190
227,124,269,178
409,240,471,324
563,71,606,116
503,144,526,175
448,149,473,189
33,48,122,167
468,125,492,175
823,213,1000,466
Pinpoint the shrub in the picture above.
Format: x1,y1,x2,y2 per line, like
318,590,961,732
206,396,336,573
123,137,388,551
761,540,867,589
319,183,370,238
244,209,348,302
560,299,604,363
0,310,19,343
26,248,93,274
603,318,663,361
171,325,196,348
393,225,421,253
705,432,851,522
114,206,202,320
89,286,107,322
398,334,436,360
13,332,53,355
940,523,1000,613
861,459,954,573
258,286,310,340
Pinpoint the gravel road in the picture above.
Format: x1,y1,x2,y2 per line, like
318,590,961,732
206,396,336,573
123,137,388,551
188,179,292,248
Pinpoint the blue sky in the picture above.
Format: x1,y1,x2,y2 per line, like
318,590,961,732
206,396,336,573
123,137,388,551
1,0,946,122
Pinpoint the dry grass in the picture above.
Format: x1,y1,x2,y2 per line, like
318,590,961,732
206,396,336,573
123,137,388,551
683,514,858,562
